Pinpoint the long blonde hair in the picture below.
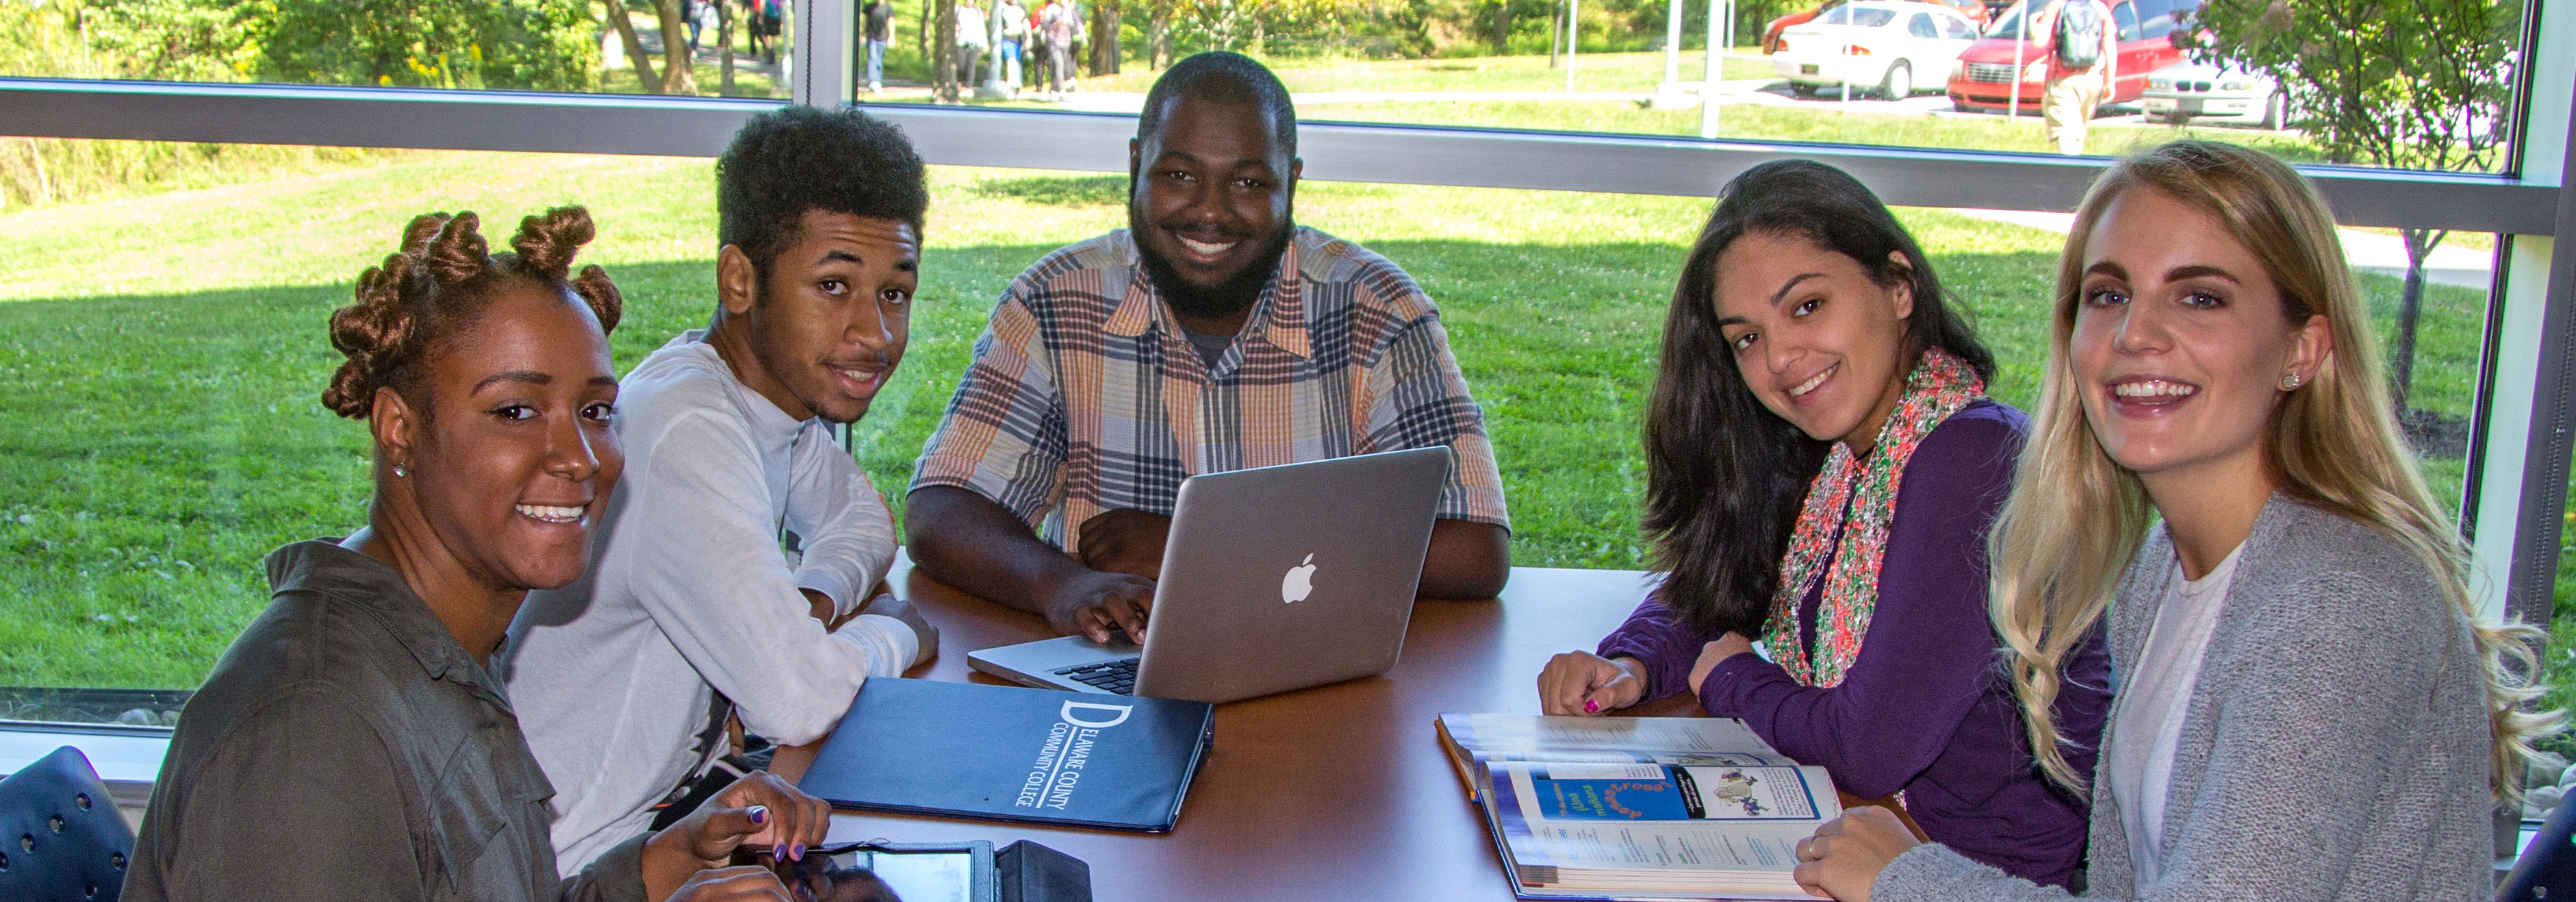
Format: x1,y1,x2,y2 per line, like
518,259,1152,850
1988,140,2555,799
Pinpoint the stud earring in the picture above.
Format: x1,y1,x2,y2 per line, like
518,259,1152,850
392,462,410,478
2281,373,2303,390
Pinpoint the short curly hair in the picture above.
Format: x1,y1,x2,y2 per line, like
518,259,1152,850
1136,51,1297,158
322,207,624,419
717,106,930,277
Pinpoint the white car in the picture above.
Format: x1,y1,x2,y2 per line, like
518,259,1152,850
2142,62,2287,129
1774,1,1981,99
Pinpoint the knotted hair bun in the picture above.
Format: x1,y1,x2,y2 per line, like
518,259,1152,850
509,207,624,336
322,206,621,420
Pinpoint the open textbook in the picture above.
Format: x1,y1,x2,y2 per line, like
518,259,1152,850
1436,714,1841,901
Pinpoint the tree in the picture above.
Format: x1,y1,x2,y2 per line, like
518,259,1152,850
718,0,737,94
2193,0,2518,417
601,0,661,88
69,0,261,82
651,0,699,92
256,0,601,91
1090,0,1122,75
934,0,960,100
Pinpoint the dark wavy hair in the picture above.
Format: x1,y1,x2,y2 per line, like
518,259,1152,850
323,207,623,419
717,105,930,278
1136,51,1297,158
1643,160,1995,638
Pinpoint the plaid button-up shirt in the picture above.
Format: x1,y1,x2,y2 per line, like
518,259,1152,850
911,226,1509,552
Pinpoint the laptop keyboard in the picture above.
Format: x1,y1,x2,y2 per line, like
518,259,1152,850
1052,657,1139,695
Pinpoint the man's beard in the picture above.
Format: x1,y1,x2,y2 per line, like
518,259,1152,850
1130,205,1295,324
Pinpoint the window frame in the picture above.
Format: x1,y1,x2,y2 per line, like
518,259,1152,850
0,0,2567,656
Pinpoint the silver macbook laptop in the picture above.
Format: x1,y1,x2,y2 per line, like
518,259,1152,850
967,447,1451,705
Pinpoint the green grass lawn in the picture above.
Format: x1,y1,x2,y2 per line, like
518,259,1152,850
0,149,2495,692
1072,49,1778,95
1301,99,2330,160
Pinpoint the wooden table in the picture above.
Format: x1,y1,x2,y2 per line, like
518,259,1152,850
821,562,1676,901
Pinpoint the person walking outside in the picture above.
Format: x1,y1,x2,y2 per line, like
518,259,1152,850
863,0,892,93
1039,0,1078,101
2032,0,2116,155
997,0,1028,88
957,0,989,87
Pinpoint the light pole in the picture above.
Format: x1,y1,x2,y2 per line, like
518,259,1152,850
1664,0,1683,86
1564,0,1579,92
1700,0,1728,137
978,0,1014,99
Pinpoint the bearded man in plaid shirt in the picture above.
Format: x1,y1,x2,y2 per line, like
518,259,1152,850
905,51,1512,643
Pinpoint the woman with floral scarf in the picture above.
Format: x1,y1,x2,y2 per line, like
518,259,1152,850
1536,160,2110,888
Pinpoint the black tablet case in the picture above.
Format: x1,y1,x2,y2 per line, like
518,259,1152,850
798,678,1215,832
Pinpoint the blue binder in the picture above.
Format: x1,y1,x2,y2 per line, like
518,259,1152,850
797,678,1216,832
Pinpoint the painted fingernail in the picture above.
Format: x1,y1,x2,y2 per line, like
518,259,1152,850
1583,699,1600,714
748,805,768,825
791,844,806,860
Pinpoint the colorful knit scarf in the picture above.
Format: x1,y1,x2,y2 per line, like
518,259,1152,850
1761,348,1985,688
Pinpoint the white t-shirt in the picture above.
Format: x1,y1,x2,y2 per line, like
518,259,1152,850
2108,542,2242,886
499,332,916,875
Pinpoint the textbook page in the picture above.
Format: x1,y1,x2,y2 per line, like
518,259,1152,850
1442,714,1783,757
1485,762,1841,896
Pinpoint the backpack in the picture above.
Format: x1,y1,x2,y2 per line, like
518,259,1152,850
2053,0,2105,68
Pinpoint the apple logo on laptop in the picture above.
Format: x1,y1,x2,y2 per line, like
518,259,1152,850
1281,553,1316,604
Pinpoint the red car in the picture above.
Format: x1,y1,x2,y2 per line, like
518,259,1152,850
1765,0,1987,53
1944,0,2195,112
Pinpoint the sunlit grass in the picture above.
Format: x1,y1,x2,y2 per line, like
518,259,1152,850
0,149,2492,692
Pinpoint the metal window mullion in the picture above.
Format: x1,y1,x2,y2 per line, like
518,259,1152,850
2468,0,2576,628
0,79,2561,234
2500,124,2576,629
795,0,857,108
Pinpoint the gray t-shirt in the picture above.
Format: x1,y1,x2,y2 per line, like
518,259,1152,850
1180,324,1234,368
501,332,912,875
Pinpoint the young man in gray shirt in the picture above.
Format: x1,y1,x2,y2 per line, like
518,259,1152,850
500,107,939,874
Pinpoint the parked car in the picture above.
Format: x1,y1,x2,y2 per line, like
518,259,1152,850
2141,61,2286,129
1764,0,1985,53
1943,0,2196,113
1774,1,1983,98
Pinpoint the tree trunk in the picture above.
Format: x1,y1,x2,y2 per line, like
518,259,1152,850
1490,0,1512,51
655,0,699,94
1548,6,1559,67
608,0,661,90
1148,4,1171,68
719,0,737,95
1091,1,1121,75
2387,227,2441,414
919,0,934,69
934,0,960,101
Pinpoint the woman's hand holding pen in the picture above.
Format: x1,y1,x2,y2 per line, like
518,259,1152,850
1538,651,1646,716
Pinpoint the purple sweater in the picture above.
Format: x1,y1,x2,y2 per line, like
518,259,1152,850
1598,401,2110,888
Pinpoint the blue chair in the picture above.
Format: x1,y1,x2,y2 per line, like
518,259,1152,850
0,746,133,901
2503,789,2576,900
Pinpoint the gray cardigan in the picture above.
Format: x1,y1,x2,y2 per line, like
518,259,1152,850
1875,496,2492,901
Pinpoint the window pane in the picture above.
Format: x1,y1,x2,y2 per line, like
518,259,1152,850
860,0,2528,173
0,0,798,98
0,146,2495,709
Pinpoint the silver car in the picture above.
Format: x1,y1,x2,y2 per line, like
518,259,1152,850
1773,1,1982,99
2142,61,2287,129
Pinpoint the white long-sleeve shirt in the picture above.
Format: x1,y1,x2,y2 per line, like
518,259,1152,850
499,331,916,875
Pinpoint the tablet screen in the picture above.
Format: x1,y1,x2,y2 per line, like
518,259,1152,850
821,849,974,902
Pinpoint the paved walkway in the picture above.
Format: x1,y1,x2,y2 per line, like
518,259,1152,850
1952,208,2494,288
860,70,2486,289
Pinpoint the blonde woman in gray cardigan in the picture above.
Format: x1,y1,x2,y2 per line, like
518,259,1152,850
1791,140,2554,901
